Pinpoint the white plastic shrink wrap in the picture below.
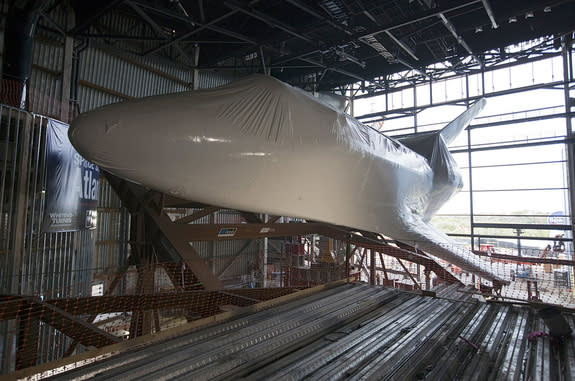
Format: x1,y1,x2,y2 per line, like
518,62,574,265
70,75,501,282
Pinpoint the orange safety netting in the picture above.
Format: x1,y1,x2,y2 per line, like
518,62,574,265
1,241,574,374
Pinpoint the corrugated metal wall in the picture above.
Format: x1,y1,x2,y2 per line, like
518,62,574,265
0,5,256,372
77,47,193,111
25,11,238,114
0,109,98,298
29,38,64,119
0,107,105,372
16,6,248,294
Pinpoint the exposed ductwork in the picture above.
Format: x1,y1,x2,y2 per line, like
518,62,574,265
1,0,49,108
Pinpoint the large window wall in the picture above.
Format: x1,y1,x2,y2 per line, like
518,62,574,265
352,39,574,257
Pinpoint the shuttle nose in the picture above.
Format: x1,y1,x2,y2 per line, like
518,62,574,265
69,104,137,172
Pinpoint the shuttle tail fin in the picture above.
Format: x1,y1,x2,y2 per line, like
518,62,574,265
440,98,486,145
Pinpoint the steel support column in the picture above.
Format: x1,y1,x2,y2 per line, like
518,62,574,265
60,6,74,121
562,41,575,255
369,249,375,285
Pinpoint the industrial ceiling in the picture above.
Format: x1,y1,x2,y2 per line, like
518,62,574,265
65,0,575,91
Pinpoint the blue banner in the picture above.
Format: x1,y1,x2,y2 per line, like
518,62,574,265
42,119,99,232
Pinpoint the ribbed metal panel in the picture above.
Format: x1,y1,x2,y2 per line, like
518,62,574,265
0,105,130,372
197,70,236,89
79,47,192,95
0,111,96,298
0,106,31,294
191,239,259,282
33,39,63,72
77,85,122,112
28,40,63,118
43,284,575,381
29,69,62,118
37,5,69,32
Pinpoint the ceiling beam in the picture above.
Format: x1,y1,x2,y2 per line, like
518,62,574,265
224,1,316,45
69,0,126,35
481,0,498,29
133,0,266,56
132,1,242,55
438,13,483,67
284,0,352,35
383,30,419,61
358,0,482,40
126,1,191,60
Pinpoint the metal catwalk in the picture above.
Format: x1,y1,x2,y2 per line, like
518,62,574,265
33,283,575,380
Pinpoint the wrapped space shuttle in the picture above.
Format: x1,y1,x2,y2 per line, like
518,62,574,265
69,74,503,283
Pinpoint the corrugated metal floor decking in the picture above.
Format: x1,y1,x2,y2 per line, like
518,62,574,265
47,283,575,380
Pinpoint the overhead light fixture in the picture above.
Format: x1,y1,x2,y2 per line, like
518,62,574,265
544,6,552,13
508,16,517,23
525,11,534,18
475,26,483,33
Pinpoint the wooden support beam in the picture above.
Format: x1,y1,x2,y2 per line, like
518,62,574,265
46,291,253,315
0,296,27,321
105,176,224,290
40,302,121,348
357,248,367,271
144,202,224,290
268,215,282,224
16,313,39,370
151,221,333,241
3,297,121,350
396,258,422,291
44,289,300,319
64,257,133,357
395,243,462,285
240,211,263,223
161,262,201,291
129,310,142,339
379,252,389,280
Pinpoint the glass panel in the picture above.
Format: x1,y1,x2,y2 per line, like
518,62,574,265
354,93,386,116
472,189,569,215
474,214,568,225
468,72,483,97
509,61,536,88
430,214,470,235
417,104,468,129
431,78,448,103
389,87,414,110
471,144,566,167
471,161,567,191
450,129,468,150
551,54,563,82
415,82,430,107
477,89,564,122
434,191,470,215
452,152,469,169
473,227,564,239
469,117,566,148
444,76,466,102
375,115,414,135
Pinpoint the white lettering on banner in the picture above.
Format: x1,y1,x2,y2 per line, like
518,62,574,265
82,170,99,200
74,153,100,172
49,212,74,225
